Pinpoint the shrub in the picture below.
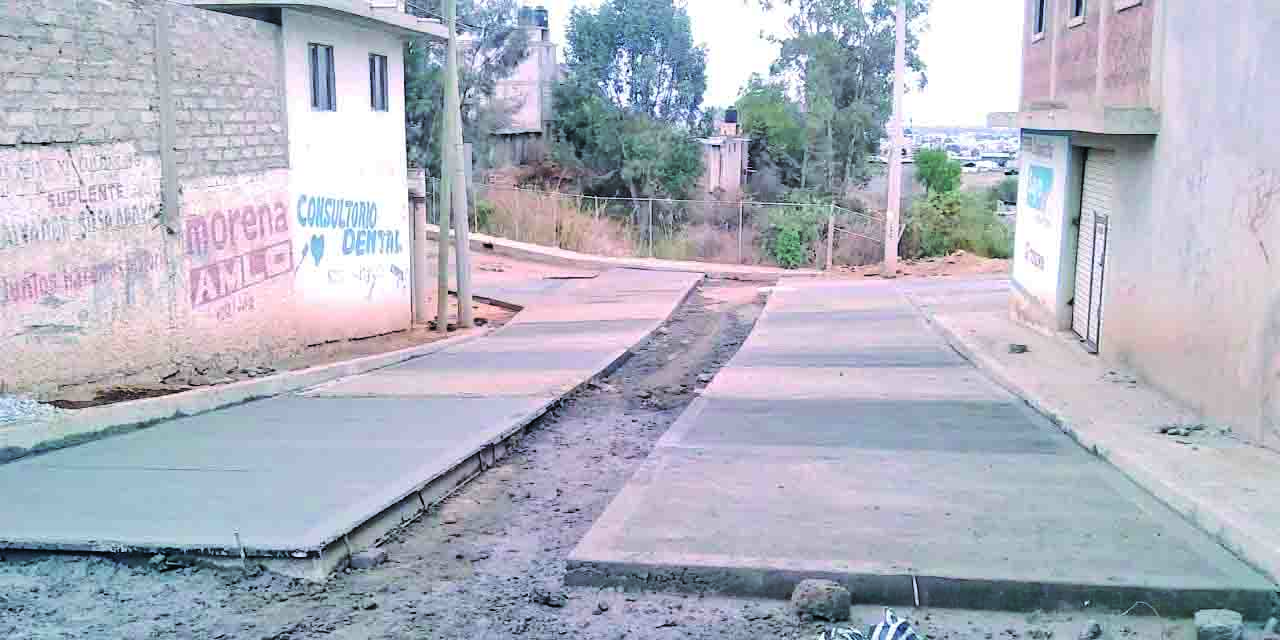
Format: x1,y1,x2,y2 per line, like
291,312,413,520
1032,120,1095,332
764,205,822,269
905,190,1013,259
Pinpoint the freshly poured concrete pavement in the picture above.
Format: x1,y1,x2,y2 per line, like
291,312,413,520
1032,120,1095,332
567,279,1275,615
0,269,700,574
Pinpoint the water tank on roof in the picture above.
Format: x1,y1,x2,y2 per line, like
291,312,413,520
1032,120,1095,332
534,6,549,28
519,6,534,26
724,107,738,124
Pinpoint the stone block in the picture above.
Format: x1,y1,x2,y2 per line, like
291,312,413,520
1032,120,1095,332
790,579,851,622
1195,610,1243,640
349,548,388,570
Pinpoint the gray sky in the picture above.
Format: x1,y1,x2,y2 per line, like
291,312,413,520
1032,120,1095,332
537,0,1023,127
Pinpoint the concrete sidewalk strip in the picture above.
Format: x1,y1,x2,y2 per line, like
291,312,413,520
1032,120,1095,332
924,299,1280,586
425,224,820,281
0,328,491,464
0,268,702,579
568,278,1275,616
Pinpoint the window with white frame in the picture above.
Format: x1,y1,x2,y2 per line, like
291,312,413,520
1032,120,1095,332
1033,0,1047,35
1071,0,1086,19
369,54,388,112
309,43,336,111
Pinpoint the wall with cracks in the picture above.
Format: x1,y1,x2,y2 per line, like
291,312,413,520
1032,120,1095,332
0,0,412,395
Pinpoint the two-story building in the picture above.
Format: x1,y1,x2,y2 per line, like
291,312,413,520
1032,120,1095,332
1001,0,1279,446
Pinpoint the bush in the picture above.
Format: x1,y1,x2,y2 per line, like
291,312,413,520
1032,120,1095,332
764,205,822,269
905,190,1013,259
474,199,495,231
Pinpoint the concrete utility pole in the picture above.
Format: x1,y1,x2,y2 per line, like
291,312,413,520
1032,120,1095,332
444,0,473,328
882,0,906,277
436,26,455,333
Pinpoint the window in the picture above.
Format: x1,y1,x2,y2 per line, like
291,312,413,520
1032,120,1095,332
309,43,336,111
369,54,388,112
1033,0,1046,35
1071,0,1086,18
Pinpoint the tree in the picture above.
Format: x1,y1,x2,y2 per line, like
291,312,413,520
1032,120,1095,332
759,0,931,195
914,149,961,194
563,0,708,127
405,0,529,175
735,76,806,189
553,0,707,200
552,79,704,200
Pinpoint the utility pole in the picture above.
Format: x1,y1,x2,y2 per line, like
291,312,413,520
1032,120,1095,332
444,0,473,328
436,9,456,334
882,0,906,277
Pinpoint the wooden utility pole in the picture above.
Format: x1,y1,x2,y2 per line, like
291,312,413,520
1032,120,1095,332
882,0,906,277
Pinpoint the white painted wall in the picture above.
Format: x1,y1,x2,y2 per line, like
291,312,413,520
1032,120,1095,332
1011,131,1075,329
281,9,411,340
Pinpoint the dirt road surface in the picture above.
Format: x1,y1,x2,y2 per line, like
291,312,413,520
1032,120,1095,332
0,278,1224,639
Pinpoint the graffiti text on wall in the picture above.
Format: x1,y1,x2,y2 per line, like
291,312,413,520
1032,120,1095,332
295,194,402,262
0,251,163,308
186,202,293,309
0,144,162,252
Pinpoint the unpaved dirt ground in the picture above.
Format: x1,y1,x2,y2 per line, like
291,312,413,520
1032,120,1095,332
834,251,1010,279
0,278,1227,640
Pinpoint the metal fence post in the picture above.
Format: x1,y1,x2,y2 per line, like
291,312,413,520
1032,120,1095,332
648,198,654,258
826,203,835,271
738,201,744,264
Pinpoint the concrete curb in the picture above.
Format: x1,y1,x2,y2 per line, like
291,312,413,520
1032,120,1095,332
0,328,492,465
923,311,1280,588
424,224,818,282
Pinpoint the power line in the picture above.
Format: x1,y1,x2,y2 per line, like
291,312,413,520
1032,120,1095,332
404,0,481,32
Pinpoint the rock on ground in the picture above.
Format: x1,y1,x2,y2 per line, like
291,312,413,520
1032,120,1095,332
348,549,387,570
1194,610,1243,640
790,579,852,622
1078,619,1103,640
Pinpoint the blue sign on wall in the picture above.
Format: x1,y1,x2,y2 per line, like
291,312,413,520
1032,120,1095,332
1026,165,1054,211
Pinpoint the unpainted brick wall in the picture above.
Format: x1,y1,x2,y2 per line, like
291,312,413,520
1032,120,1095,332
0,0,161,147
169,7,288,178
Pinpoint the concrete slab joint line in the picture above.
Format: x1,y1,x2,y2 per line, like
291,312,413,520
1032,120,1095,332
0,269,703,581
567,278,1276,617
918,297,1280,587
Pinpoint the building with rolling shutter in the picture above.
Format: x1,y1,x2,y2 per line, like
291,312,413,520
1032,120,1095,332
999,0,1280,447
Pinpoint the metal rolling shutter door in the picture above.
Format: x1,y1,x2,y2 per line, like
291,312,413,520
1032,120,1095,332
1072,150,1115,349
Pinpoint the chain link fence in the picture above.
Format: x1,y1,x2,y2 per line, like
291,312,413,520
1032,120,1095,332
424,178,887,270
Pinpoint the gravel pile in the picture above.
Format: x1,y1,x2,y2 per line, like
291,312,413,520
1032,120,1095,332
0,394,60,426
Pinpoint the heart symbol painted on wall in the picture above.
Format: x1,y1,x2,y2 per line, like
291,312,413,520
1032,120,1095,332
310,234,325,266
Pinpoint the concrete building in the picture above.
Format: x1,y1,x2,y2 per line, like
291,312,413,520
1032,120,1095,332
698,112,750,198
491,5,559,166
1003,0,1280,447
0,0,446,393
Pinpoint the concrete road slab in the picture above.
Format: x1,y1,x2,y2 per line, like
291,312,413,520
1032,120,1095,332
0,269,702,567
568,278,1276,615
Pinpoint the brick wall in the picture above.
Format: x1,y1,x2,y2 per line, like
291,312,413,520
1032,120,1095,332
169,7,288,178
0,0,301,393
0,0,160,148
1,0,415,395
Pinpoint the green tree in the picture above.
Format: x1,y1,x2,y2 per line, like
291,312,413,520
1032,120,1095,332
405,0,529,175
552,79,704,200
563,0,708,126
761,0,932,195
735,75,807,189
914,149,961,194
